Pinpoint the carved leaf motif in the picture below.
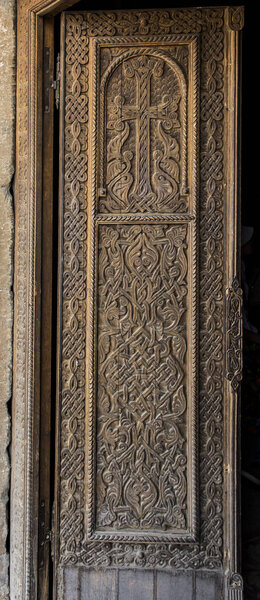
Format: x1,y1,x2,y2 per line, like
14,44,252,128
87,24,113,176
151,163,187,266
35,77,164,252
96,224,188,531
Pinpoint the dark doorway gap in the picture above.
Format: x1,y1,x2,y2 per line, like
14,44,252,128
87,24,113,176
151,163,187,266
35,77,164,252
47,3,260,599
240,3,260,600
47,14,61,599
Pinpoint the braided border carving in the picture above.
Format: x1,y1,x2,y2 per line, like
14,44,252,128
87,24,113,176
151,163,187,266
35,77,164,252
198,8,224,567
95,214,194,222
59,18,89,558
59,8,225,569
226,277,243,391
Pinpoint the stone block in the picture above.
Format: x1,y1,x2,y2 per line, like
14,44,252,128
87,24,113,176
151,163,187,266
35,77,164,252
0,0,15,598
0,0,15,186
0,554,8,600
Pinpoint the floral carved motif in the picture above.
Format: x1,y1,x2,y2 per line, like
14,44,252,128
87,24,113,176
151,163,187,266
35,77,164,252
96,224,188,532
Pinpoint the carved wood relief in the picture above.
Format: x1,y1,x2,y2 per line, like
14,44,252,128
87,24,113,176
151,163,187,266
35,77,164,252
13,1,243,597
96,224,188,533
56,7,241,572
226,277,243,391
99,48,188,213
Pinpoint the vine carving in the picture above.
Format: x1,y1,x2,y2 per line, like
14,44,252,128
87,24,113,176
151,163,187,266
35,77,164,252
96,224,188,532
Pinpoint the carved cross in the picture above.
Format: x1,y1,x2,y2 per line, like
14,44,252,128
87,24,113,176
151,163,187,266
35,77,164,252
121,57,170,200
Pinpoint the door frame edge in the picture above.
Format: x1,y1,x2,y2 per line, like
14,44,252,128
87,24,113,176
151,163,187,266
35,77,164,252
12,2,79,598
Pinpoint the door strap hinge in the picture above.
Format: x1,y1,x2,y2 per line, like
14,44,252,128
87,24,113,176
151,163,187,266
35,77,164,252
50,501,55,561
51,52,61,110
44,49,61,112
38,500,55,567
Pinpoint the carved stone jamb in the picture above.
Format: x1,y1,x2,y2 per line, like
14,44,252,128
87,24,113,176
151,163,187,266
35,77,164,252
13,2,79,599
224,8,244,598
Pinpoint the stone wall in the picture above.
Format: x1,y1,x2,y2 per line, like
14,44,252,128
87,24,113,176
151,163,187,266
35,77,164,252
0,1,15,598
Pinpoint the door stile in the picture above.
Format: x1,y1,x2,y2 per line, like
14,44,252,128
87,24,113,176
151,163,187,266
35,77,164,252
223,8,243,598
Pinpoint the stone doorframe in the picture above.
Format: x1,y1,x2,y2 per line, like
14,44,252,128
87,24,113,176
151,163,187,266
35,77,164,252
12,1,244,599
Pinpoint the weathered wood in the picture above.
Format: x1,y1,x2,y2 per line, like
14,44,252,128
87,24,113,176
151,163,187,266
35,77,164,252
118,570,154,600
54,7,243,599
13,2,243,599
195,572,223,600
156,571,193,600
64,567,80,600
81,569,117,600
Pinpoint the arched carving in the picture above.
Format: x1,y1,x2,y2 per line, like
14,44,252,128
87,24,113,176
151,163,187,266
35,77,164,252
99,48,188,213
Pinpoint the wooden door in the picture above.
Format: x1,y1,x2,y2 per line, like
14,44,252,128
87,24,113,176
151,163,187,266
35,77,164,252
54,8,243,599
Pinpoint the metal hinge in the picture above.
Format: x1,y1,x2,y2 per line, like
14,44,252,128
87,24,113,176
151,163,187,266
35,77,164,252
38,500,55,568
51,52,61,110
44,49,61,112
50,501,55,562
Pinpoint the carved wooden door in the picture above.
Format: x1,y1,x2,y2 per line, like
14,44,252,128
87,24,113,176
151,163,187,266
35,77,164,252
54,7,243,599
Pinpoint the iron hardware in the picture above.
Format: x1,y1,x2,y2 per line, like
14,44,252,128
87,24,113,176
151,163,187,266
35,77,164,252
51,52,61,110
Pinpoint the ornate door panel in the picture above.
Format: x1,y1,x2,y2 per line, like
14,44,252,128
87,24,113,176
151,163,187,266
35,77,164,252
55,8,243,599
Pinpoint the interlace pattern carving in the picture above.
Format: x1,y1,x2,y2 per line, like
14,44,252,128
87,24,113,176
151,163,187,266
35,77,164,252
228,7,244,31
97,224,188,531
199,12,224,563
59,18,89,558
59,8,226,569
226,277,243,391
